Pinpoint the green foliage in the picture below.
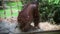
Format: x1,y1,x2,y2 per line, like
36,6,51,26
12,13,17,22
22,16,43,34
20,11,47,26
39,0,60,22
0,1,23,18
48,0,59,4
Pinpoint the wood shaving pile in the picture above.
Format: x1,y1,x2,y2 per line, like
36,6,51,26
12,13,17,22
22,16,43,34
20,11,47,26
39,22,60,31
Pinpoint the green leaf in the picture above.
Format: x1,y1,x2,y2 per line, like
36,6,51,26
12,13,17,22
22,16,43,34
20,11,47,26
48,0,59,4
54,0,59,4
48,0,54,2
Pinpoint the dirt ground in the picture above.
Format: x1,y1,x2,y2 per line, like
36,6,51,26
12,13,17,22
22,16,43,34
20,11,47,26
0,17,60,33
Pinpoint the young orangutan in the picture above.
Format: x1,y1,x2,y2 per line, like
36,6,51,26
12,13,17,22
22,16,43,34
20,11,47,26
17,0,40,32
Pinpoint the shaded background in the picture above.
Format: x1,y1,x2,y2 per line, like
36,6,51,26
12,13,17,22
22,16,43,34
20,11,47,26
0,0,60,34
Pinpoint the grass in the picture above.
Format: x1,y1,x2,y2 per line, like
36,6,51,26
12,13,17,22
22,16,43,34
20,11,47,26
0,1,23,18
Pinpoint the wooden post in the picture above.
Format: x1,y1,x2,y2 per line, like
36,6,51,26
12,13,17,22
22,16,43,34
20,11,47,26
9,0,13,23
2,0,6,19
